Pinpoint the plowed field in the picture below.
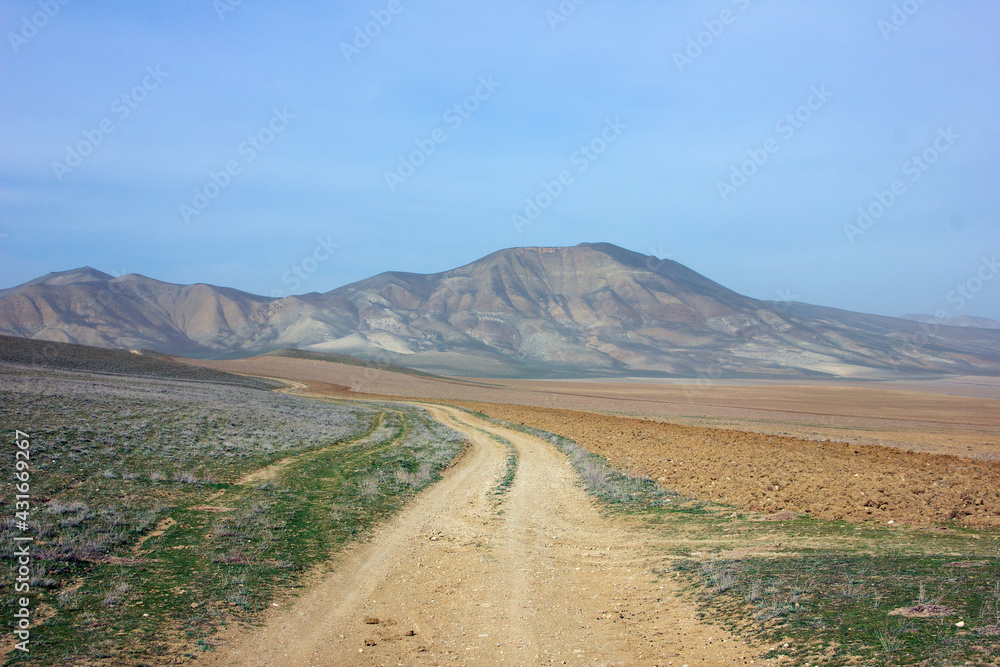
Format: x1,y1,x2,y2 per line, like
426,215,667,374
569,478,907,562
177,355,1000,527
453,402,1000,527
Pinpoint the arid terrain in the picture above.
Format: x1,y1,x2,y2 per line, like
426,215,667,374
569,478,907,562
180,353,1000,461
3,337,998,665
176,354,1000,528
201,405,762,666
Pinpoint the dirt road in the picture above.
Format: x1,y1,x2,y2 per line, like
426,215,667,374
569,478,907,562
202,405,761,666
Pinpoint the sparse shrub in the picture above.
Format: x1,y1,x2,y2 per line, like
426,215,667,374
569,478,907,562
756,594,794,622
746,578,762,602
580,459,608,489
175,471,200,485
359,476,380,499
45,500,87,516
102,582,132,606
393,468,421,487
58,588,81,610
876,619,907,654
700,555,740,595
30,565,58,589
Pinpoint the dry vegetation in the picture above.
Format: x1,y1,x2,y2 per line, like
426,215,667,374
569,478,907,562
0,364,466,664
181,354,1000,460
460,407,1000,666
5,345,999,665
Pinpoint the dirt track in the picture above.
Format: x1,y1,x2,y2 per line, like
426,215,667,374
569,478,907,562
177,355,1000,460
201,405,764,666
457,402,1000,528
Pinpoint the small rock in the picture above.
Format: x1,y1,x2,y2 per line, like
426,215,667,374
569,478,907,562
956,621,965,628
405,629,416,637
364,616,380,625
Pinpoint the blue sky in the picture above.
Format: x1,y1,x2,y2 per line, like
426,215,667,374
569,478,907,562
1,0,998,319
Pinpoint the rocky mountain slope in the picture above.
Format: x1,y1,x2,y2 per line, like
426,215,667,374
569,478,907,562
2,243,998,378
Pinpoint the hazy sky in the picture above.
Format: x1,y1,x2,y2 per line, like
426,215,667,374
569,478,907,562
2,0,998,319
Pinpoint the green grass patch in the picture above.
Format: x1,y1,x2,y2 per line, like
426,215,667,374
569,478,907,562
674,548,1000,665
1,367,465,665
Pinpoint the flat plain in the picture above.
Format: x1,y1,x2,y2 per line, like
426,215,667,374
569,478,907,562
168,353,1000,665
3,344,999,665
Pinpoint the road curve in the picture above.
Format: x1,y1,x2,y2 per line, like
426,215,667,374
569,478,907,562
201,404,761,666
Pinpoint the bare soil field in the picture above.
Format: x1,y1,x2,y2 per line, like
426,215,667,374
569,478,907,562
177,355,1000,528
177,355,1000,461
451,402,1000,528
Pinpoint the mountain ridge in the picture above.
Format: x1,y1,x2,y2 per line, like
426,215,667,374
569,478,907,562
1,243,998,378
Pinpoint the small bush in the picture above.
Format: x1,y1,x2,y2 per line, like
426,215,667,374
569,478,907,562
102,582,132,607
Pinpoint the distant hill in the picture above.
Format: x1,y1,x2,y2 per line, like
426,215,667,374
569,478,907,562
0,335,277,389
901,314,1000,330
1,244,999,378
265,348,449,380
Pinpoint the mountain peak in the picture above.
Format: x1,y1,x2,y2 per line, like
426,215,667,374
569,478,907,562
461,242,665,276
3,246,1000,378
20,267,115,288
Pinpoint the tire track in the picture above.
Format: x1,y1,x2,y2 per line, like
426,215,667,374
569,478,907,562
202,404,764,666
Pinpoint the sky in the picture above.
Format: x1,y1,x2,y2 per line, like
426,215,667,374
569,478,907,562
1,0,998,320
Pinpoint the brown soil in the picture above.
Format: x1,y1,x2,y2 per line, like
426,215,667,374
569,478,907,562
176,356,1000,527
200,405,770,666
177,356,1000,461
132,517,176,554
889,604,953,618
453,401,1000,527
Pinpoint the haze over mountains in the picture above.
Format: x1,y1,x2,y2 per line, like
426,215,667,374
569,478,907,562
1,243,998,378
900,314,1000,330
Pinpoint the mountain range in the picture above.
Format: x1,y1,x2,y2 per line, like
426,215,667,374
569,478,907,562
2,243,998,378
900,313,1000,330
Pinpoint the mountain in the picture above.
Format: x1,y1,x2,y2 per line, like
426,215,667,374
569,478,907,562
900,314,1000,330
0,267,274,354
1,243,999,378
